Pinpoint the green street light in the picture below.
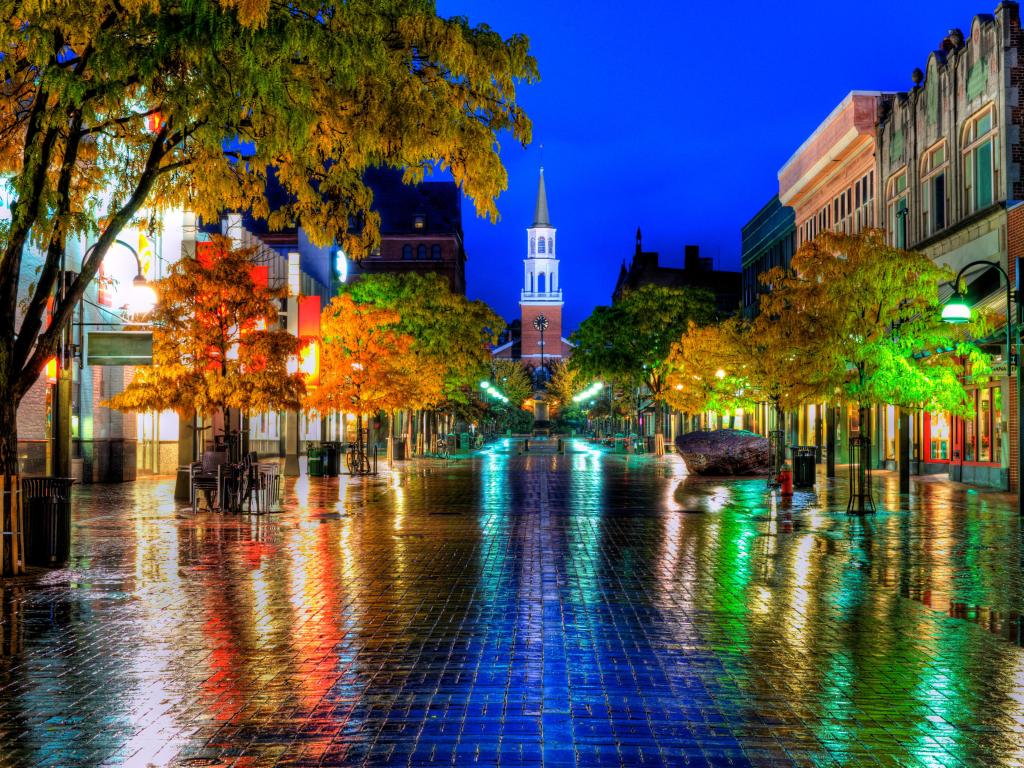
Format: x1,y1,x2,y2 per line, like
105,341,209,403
480,381,491,390
941,295,972,324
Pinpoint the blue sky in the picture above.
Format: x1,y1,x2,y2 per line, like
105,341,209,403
436,0,994,334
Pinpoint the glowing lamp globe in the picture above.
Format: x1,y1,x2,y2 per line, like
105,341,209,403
128,274,157,315
941,297,971,324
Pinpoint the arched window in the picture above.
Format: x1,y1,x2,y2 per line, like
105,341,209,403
537,272,546,293
402,244,413,260
431,244,442,260
547,237,553,254
530,237,536,255
550,272,555,291
963,105,997,214
538,238,546,254
530,272,534,292
886,169,908,248
920,140,948,236
417,244,427,260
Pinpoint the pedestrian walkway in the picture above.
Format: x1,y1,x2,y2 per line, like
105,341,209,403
2,442,1024,766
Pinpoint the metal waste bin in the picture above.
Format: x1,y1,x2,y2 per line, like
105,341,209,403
307,444,324,477
793,446,817,489
459,432,470,451
23,477,73,567
392,437,407,461
322,442,340,477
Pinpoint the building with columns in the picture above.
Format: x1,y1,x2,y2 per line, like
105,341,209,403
493,168,574,373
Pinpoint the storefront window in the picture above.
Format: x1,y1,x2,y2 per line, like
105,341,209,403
930,412,950,460
979,388,992,462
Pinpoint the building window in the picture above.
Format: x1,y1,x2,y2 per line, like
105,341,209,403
417,244,427,260
538,238,546,254
414,214,426,229
886,170,908,248
537,272,546,292
929,412,950,460
963,105,997,214
547,237,553,253
431,244,442,260
921,141,948,236
402,244,413,260
530,237,536,255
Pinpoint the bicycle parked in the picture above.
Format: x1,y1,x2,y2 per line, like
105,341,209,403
435,436,450,460
346,442,373,475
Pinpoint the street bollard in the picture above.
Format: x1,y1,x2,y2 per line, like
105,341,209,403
557,438,564,454
524,439,530,453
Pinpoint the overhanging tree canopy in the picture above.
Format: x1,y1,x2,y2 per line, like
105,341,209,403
0,0,536,472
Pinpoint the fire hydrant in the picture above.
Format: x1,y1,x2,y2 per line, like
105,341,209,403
779,462,794,497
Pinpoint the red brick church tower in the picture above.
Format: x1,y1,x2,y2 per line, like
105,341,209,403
494,168,573,372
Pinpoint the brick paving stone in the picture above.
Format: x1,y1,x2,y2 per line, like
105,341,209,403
3,443,1024,765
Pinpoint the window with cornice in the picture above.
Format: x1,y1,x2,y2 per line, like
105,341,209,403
921,141,948,236
963,105,997,214
886,170,908,248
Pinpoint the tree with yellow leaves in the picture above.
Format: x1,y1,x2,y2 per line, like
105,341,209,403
305,294,442,453
0,0,536,473
665,320,754,426
106,237,305,436
760,230,987,511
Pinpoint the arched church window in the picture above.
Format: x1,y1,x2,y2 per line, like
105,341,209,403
530,272,534,292
547,237,553,253
538,238,546,254
402,244,413,260
417,244,427,260
537,273,546,293
530,237,536,255
431,244,442,260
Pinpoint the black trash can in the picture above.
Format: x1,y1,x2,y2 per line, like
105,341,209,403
793,446,817,489
392,437,407,461
322,442,340,477
22,477,73,567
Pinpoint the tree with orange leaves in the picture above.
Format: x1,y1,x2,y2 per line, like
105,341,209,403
106,237,305,434
305,294,444,452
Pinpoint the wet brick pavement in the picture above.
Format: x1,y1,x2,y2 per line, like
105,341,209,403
3,439,1024,766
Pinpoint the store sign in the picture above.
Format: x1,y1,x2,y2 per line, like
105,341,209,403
86,331,153,366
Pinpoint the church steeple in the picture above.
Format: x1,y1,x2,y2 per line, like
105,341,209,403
533,167,551,227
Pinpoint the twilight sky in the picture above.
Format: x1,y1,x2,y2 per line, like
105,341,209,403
436,0,992,334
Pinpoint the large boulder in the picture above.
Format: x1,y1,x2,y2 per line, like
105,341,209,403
675,429,769,476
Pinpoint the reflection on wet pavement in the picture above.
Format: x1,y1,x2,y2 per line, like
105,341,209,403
2,441,1024,766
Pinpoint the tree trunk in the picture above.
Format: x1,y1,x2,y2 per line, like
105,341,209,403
0,396,17,477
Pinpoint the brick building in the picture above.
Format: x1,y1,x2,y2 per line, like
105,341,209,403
612,231,741,316
349,167,467,295
876,3,1024,490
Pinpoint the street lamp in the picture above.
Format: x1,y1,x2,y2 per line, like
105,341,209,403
533,314,549,380
88,239,157,317
941,257,1022,516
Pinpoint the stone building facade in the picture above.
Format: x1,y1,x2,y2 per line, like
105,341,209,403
875,2,1024,490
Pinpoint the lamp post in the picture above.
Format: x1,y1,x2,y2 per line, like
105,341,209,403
942,257,1023,516
533,314,548,382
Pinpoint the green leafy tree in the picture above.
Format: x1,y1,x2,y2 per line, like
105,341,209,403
761,230,987,510
344,273,503,405
570,284,716,451
490,359,533,408
106,237,305,430
0,0,535,473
